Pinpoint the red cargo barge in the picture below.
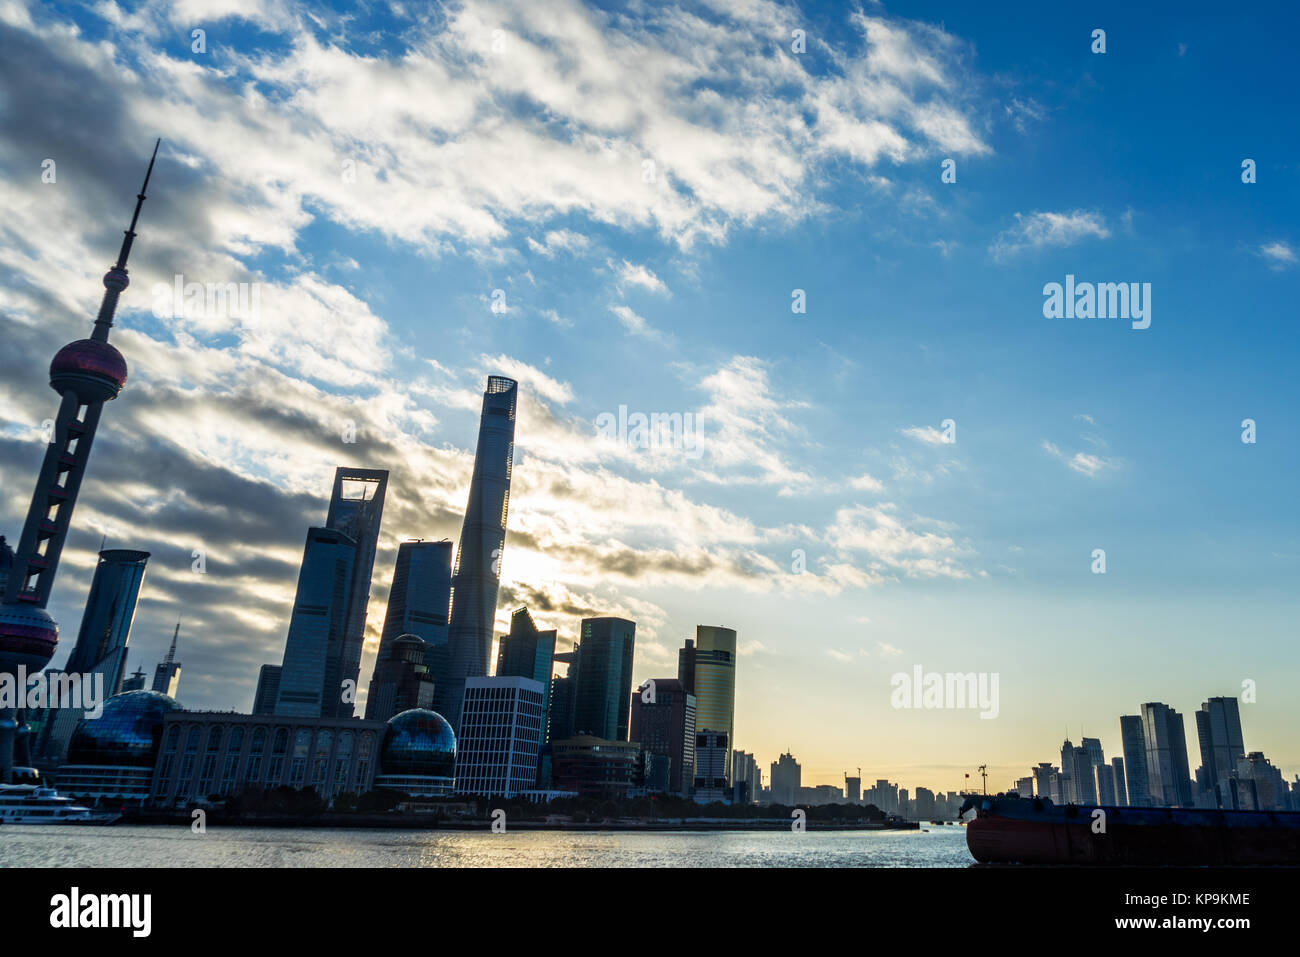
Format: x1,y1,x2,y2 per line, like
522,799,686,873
962,793,1300,865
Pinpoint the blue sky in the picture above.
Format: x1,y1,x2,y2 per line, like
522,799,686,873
1,0,1296,793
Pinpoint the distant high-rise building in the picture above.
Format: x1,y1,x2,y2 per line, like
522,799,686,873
253,664,281,715
915,786,937,819
495,607,556,721
1014,776,1035,797
34,548,151,763
680,626,736,785
1059,738,1076,803
733,751,761,804
276,469,387,718
845,774,861,803
151,622,182,698
1095,763,1117,805
277,527,356,716
1119,715,1151,807
629,677,695,796
770,752,801,805
571,617,636,741
866,778,899,814
1032,763,1057,800
548,672,575,744
456,675,546,797
365,635,436,723
0,143,159,784
444,376,518,733
366,540,452,720
1195,696,1245,800
321,468,387,718
1142,702,1194,807
121,664,147,692
66,549,150,696
1235,752,1287,811
1081,736,1104,769
693,729,730,801
1111,756,1128,805
1071,746,1097,803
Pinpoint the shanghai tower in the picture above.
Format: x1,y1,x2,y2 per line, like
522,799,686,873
442,376,517,732
0,141,159,783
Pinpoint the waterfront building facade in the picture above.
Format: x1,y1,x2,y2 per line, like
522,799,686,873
455,675,545,797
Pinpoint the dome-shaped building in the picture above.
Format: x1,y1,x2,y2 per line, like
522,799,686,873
58,690,183,803
373,708,456,797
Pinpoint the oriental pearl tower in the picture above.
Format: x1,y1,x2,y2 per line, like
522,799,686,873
0,140,160,783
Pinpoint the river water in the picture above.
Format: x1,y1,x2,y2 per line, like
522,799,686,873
0,823,973,867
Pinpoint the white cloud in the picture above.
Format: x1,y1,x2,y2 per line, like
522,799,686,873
527,229,592,257
612,259,670,295
826,503,972,579
609,304,660,340
1259,241,1297,270
849,472,885,491
900,425,947,446
1041,440,1118,477
990,210,1110,260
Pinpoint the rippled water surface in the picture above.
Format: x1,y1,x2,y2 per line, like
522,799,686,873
0,823,973,867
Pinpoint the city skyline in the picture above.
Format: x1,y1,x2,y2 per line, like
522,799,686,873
1,0,1297,793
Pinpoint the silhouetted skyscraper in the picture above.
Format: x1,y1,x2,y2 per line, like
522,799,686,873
33,548,151,763
253,664,281,715
323,468,387,716
151,622,182,697
1070,746,1097,803
366,540,451,719
67,549,150,696
276,528,355,715
366,634,436,722
276,468,386,718
1142,702,1194,807
0,142,159,784
496,607,555,721
1059,738,1076,803
770,752,801,805
571,617,636,741
444,377,517,732
1112,756,1128,805
1195,696,1246,800
1119,715,1151,807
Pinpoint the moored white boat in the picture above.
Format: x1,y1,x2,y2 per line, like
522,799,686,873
0,783,120,825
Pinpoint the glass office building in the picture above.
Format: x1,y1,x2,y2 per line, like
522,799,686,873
681,626,736,784
366,540,452,720
571,617,636,741
444,377,517,733
495,607,555,721
276,526,357,716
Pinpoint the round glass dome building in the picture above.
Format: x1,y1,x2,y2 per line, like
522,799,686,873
373,708,456,797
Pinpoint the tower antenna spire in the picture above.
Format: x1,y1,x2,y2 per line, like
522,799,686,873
115,137,160,272
94,138,160,341
164,620,179,665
